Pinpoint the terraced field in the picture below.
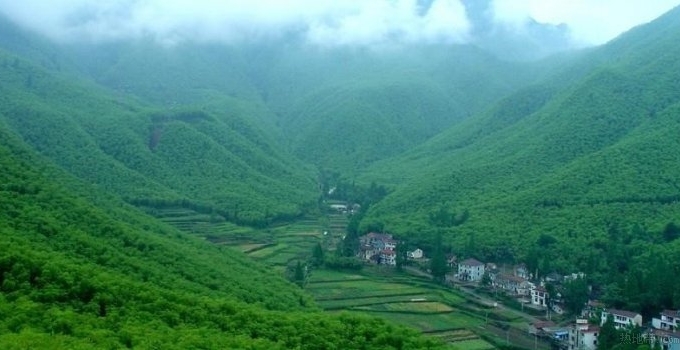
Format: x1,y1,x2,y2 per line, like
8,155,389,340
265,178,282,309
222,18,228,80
140,206,322,269
143,206,549,349
306,267,497,348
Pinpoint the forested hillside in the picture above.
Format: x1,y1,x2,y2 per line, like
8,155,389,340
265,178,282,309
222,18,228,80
360,5,680,300
0,121,441,348
0,46,318,226
3,3,680,347
60,39,551,173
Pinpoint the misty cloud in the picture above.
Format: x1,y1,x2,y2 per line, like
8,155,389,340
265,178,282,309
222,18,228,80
0,0,471,46
490,0,680,46
0,0,677,47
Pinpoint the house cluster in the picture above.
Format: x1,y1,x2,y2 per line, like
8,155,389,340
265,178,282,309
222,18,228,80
453,258,572,309
357,232,423,266
529,308,680,350
563,309,643,350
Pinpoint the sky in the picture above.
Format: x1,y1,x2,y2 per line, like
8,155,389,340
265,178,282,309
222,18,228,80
0,0,678,47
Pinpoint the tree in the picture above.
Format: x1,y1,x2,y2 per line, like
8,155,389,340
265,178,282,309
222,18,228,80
481,272,492,287
597,314,618,350
293,261,306,288
563,277,590,316
464,232,476,259
662,222,679,242
395,241,407,272
339,229,359,258
430,232,448,284
311,242,324,267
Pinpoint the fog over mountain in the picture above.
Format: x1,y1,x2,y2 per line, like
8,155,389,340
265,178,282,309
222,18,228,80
2,1,680,348
1,0,677,58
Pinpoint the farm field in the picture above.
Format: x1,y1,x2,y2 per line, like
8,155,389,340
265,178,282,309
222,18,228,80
141,205,323,269
306,267,505,349
146,206,550,349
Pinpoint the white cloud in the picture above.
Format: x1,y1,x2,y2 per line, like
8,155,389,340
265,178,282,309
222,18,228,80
0,0,471,46
306,0,470,46
0,0,677,47
490,0,680,46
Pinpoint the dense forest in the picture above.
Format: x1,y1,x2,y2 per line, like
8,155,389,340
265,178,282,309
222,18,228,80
1,3,680,348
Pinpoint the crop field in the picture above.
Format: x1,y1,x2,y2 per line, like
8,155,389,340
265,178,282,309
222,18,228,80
359,301,455,313
306,267,491,348
143,206,323,268
148,208,548,350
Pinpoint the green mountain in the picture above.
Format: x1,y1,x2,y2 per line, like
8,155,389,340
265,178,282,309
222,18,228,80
278,46,548,172
361,6,680,272
3,4,680,345
59,39,550,173
0,45,318,226
0,125,440,348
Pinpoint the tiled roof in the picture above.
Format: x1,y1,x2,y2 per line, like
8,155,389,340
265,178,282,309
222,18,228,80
498,273,526,283
459,258,484,266
661,310,680,318
582,326,600,333
532,321,555,329
607,309,640,319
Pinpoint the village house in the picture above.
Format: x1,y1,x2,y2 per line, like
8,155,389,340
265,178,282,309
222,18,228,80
653,310,680,332
407,248,423,259
457,258,485,282
359,245,375,260
545,272,563,284
568,319,599,350
531,285,548,307
517,280,534,296
645,329,680,350
379,249,396,266
528,320,555,336
329,203,347,213
358,232,398,266
582,300,605,319
515,263,530,279
495,273,527,295
446,254,457,269
601,309,643,330
360,232,393,248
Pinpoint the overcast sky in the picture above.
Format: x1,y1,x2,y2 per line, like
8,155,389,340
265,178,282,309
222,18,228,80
0,0,678,47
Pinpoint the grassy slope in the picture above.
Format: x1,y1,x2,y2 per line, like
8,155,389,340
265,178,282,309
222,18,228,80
360,7,680,268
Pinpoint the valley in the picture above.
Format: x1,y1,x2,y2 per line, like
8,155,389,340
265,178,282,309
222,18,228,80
150,201,556,349
1,2,680,349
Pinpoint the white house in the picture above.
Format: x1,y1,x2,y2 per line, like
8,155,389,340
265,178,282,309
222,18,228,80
601,309,643,330
531,285,548,307
653,310,680,332
495,273,526,295
380,249,396,266
358,233,398,264
384,240,397,251
407,248,423,259
517,281,535,297
458,258,485,282
568,319,599,350
646,329,680,350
